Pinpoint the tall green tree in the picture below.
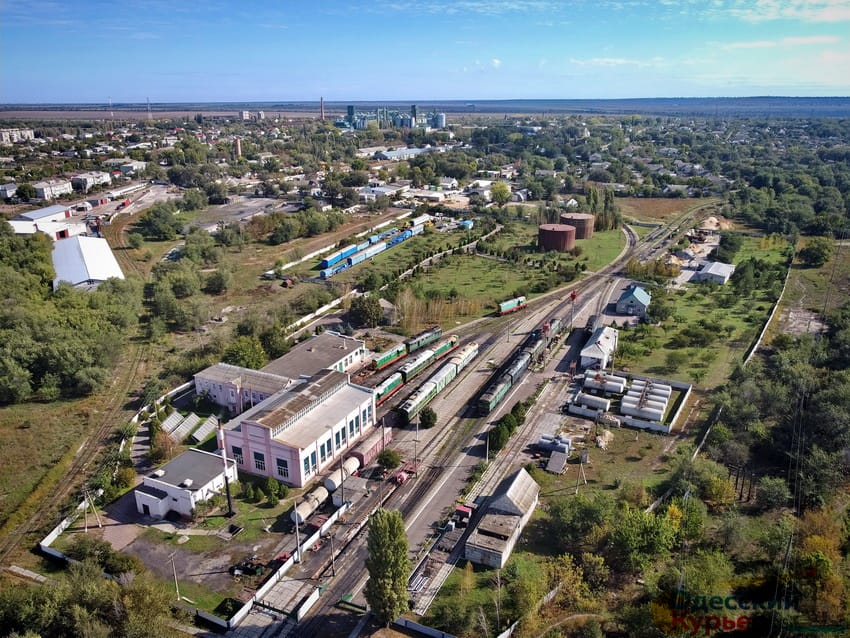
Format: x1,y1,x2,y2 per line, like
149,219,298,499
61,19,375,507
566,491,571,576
349,294,382,328
365,509,410,625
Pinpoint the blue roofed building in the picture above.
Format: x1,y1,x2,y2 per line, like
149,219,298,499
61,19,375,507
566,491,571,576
616,285,651,317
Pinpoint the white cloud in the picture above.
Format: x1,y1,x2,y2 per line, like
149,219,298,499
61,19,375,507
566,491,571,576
728,0,850,23
721,34,841,49
569,57,652,67
491,58,502,69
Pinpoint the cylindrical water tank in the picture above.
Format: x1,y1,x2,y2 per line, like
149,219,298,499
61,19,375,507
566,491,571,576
559,213,595,239
538,224,576,252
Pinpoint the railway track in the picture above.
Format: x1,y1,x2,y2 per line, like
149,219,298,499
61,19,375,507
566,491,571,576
0,339,149,566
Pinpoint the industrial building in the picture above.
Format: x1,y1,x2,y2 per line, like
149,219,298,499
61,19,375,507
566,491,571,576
134,448,237,519
559,212,595,239
0,183,17,199
580,326,619,370
193,363,294,416
695,261,736,285
616,285,652,317
261,331,366,380
464,468,539,568
224,370,376,488
538,223,576,252
0,128,35,144
15,204,73,223
51,235,124,291
8,219,83,241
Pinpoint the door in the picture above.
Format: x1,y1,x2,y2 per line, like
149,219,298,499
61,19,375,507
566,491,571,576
142,504,150,516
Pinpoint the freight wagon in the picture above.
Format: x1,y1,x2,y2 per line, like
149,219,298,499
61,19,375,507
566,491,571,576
320,244,358,269
349,426,393,467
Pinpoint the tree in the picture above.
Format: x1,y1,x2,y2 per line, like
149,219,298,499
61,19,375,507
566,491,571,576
204,268,231,294
419,406,437,429
222,335,268,369
349,294,382,328
798,236,833,268
15,183,36,201
756,476,791,511
377,449,402,470
490,181,511,206
365,509,410,625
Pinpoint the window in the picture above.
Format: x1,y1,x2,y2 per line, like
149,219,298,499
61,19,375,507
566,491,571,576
276,458,289,478
367,404,373,422
362,409,367,426
303,457,310,477
310,451,317,472
349,420,355,437
320,442,327,463
355,413,360,429
335,430,342,450
254,451,265,472
232,446,243,465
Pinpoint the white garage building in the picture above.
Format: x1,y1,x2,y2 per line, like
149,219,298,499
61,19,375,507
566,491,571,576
135,448,237,519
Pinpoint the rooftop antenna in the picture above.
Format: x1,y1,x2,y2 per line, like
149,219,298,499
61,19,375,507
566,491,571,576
108,97,114,122
147,97,152,122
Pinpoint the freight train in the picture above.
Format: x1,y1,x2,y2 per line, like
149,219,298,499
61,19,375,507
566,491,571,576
370,326,444,371
477,317,563,415
373,335,459,406
399,342,479,424
320,224,424,279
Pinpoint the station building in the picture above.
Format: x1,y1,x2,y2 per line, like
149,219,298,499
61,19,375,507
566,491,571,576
261,331,366,380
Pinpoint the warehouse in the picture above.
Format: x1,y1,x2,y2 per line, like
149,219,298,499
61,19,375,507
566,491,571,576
464,468,539,568
695,261,736,285
580,326,619,370
51,235,124,291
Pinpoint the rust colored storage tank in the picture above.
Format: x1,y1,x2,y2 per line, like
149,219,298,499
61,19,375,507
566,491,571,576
559,213,595,239
538,224,576,252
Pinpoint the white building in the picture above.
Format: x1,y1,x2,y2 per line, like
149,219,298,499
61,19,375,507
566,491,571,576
0,183,16,199
71,171,112,192
193,363,293,416
464,468,539,568
120,160,147,175
33,179,73,201
15,204,73,223
8,219,84,241
135,448,237,519
225,370,376,488
696,261,736,285
0,128,35,144
51,235,124,291
580,326,619,370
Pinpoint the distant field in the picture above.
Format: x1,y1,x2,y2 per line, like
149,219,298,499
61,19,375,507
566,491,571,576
618,197,719,222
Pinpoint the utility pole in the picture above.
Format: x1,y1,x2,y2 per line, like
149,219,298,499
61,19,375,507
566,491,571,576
169,552,180,602
293,497,302,563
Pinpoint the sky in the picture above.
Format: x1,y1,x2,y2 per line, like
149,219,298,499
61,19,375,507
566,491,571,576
1,0,849,103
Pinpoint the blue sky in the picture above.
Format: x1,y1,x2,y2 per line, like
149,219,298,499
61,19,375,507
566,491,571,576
1,0,849,103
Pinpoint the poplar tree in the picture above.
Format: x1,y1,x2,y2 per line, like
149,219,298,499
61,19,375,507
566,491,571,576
364,509,410,625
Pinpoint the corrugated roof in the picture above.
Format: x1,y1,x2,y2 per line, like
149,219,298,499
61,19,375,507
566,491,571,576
488,467,539,517
17,204,70,221
52,236,124,289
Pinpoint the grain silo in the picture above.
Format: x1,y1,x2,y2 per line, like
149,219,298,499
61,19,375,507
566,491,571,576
559,213,595,239
538,224,576,252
